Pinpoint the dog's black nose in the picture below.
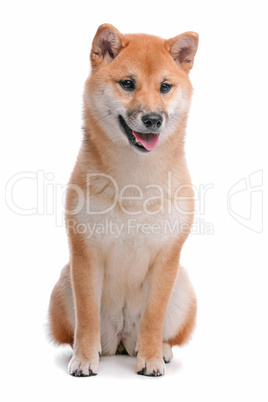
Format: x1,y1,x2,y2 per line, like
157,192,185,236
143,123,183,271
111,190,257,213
141,113,163,131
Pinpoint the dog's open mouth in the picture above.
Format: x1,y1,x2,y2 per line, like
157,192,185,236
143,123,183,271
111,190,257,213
118,115,159,152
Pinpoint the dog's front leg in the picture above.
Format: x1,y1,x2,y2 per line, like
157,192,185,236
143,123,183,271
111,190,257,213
68,250,103,377
136,247,180,376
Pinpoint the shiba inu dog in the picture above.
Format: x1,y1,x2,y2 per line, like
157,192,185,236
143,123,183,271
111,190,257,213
48,24,199,377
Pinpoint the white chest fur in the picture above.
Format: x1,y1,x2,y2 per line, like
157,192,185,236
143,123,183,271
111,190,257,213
74,172,192,290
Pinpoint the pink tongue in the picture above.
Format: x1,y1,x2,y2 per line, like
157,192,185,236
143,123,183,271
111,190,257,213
133,132,159,151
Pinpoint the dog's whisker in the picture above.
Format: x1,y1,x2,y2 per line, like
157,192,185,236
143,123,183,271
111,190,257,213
96,111,112,123
82,111,112,139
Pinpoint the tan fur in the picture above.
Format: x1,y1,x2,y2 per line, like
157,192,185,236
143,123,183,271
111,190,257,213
49,264,74,346
49,24,199,377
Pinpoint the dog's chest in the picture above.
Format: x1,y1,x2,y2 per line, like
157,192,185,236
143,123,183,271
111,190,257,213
76,177,189,285
74,178,190,315
78,192,186,248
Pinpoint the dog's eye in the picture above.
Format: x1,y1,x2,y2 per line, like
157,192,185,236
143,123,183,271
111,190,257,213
119,79,135,92
160,82,172,94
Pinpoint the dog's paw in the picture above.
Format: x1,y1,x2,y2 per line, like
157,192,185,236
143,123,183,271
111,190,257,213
162,342,173,364
68,354,99,377
136,354,166,377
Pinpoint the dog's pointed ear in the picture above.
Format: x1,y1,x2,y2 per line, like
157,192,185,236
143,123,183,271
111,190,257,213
165,32,199,73
90,24,128,68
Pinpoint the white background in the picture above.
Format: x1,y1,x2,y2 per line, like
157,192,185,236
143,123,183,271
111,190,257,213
1,0,267,401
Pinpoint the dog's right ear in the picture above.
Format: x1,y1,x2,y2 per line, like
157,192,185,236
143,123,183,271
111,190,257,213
90,24,128,68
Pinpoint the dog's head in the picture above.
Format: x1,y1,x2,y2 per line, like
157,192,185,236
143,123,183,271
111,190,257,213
84,24,198,153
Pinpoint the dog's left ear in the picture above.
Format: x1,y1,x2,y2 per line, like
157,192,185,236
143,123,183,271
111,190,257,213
165,32,199,73
90,24,128,68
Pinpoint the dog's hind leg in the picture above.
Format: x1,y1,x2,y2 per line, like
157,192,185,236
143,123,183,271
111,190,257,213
48,263,75,346
163,265,197,352
162,342,173,363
